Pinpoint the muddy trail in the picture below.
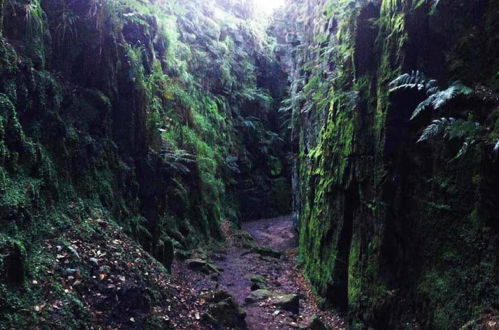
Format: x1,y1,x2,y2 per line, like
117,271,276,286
175,216,345,329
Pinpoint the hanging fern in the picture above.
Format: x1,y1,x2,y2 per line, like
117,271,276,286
411,82,473,120
390,71,474,120
389,70,438,94
417,117,455,143
417,117,482,159
160,148,195,174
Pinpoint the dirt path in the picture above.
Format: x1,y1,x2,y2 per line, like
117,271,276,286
214,216,345,330
172,216,345,329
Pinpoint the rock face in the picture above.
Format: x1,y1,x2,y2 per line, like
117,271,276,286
273,0,499,328
0,0,290,327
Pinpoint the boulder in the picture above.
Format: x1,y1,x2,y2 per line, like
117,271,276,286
205,290,247,329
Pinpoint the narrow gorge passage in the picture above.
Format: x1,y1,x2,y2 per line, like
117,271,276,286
0,0,498,328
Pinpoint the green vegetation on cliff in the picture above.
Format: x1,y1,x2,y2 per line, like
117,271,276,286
274,0,498,328
0,0,290,327
1,0,497,328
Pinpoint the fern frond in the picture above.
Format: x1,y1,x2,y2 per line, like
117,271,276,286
160,148,195,174
389,70,436,93
432,82,473,110
417,117,455,143
410,81,473,120
411,93,438,120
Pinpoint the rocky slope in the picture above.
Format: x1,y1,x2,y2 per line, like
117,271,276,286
273,0,498,328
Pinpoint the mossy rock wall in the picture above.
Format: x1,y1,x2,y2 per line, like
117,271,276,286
0,0,290,326
274,0,499,328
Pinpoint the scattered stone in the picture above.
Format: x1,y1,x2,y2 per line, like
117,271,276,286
89,257,99,266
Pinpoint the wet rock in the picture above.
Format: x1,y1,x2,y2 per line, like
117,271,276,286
205,290,247,329
272,293,300,314
245,289,274,304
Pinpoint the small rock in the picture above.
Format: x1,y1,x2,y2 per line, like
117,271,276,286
272,293,300,314
245,289,273,304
